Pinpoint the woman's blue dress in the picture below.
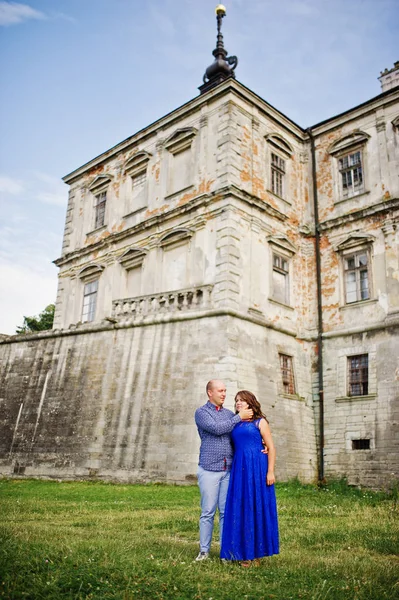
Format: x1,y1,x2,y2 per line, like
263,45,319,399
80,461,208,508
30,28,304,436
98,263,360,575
220,419,279,561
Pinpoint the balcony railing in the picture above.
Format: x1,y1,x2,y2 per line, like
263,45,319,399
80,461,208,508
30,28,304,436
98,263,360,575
112,285,213,319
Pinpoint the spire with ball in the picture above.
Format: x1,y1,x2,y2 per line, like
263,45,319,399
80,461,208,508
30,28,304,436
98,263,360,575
199,4,238,94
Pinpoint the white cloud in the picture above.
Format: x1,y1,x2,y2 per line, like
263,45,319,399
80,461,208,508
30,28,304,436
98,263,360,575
0,2,46,26
0,261,57,335
36,191,66,207
0,175,24,195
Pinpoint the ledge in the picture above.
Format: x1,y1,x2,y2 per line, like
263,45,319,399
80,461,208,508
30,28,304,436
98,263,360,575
339,298,378,311
334,190,370,206
122,207,147,219
335,394,377,403
278,393,305,402
269,297,295,311
86,225,107,237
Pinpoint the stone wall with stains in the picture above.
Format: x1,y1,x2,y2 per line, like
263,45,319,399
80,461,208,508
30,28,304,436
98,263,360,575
0,315,317,483
313,88,399,488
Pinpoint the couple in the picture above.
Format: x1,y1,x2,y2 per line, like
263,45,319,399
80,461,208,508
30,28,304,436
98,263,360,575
194,380,279,563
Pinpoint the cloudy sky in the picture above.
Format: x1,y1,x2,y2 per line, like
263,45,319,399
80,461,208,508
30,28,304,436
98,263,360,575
0,0,398,334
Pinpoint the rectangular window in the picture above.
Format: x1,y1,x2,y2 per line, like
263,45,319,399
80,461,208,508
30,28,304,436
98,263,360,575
94,192,106,229
339,151,364,199
352,439,370,450
82,280,98,322
279,354,296,395
272,253,289,304
344,251,370,304
348,354,368,396
271,153,285,198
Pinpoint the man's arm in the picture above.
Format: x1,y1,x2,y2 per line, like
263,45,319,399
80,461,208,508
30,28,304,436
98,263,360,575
195,407,252,436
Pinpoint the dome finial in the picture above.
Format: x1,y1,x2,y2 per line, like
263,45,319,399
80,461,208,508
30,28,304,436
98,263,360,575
199,5,238,94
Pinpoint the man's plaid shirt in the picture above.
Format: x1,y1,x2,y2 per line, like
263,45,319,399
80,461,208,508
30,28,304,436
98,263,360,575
195,401,241,472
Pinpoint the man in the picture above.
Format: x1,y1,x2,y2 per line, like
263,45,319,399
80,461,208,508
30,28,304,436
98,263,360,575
194,379,253,561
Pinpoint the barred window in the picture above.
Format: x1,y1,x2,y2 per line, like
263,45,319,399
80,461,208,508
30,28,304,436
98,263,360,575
82,280,98,322
94,192,106,229
348,354,368,396
272,253,289,304
279,353,296,395
271,153,285,198
344,251,370,304
339,151,364,199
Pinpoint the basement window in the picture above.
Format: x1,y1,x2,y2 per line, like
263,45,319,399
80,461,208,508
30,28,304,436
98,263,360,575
348,354,368,396
352,439,370,450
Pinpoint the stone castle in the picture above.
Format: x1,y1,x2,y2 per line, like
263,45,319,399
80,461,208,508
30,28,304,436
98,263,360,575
1,7,398,488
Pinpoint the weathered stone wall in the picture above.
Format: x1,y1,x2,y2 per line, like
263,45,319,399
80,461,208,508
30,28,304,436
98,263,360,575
0,316,317,483
322,326,399,488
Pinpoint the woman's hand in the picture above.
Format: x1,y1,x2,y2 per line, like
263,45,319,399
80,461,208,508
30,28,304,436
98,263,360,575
266,471,275,486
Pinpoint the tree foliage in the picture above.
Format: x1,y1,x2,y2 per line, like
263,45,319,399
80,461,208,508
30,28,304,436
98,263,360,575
16,304,55,334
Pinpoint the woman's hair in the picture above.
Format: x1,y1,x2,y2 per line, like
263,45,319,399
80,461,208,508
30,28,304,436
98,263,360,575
235,390,268,422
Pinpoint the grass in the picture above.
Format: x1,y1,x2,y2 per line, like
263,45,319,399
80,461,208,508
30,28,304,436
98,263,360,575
0,478,398,600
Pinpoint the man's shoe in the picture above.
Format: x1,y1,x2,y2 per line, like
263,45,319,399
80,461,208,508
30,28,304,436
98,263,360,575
195,552,209,561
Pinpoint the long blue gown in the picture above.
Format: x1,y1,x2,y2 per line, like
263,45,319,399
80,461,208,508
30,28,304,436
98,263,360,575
220,419,279,561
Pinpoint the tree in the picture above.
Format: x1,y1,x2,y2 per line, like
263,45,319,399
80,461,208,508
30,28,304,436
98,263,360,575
16,304,55,334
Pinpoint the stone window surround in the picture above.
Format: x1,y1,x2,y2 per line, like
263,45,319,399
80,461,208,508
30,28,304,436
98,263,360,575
329,132,370,204
118,247,148,271
123,151,152,218
335,344,377,402
87,175,113,235
78,263,105,323
333,233,375,308
267,235,296,309
164,127,198,197
264,134,293,204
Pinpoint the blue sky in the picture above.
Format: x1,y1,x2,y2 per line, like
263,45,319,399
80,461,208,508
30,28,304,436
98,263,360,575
0,0,398,334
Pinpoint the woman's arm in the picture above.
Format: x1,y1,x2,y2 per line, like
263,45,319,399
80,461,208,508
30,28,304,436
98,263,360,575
259,418,276,485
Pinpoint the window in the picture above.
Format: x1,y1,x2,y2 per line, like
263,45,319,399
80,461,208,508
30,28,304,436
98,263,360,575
329,132,369,202
272,253,289,304
344,251,370,303
352,439,370,450
339,150,364,199
271,153,285,198
94,192,106,229
348,354,368,396
82,280,98,322
279,354,296,395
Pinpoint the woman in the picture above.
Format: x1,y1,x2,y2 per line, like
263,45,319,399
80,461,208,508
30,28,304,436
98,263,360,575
220,390,279,563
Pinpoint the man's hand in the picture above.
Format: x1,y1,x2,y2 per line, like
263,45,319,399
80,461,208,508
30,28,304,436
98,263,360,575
238,408,253,420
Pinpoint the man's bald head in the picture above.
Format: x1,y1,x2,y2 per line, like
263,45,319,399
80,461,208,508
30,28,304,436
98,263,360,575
206,380,226,407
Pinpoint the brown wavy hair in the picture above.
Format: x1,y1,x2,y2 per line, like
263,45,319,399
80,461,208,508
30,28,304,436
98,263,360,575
235,390,268,422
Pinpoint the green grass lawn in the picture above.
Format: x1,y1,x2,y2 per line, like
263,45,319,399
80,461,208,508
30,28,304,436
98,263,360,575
0,478,398,600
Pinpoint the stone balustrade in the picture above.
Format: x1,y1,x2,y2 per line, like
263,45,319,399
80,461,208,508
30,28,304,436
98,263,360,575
112,285,213,318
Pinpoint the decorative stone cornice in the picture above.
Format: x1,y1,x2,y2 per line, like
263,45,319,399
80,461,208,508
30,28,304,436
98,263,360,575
88,175,113,194
319,197,399,232
328,131,370,155
164,128,198,155
54,184,287,268
118,248,148,270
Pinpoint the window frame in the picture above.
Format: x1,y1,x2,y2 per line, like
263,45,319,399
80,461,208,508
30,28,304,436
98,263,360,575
329,132,370,204
338,148,365,200
265,134,293,203
272,252,290,305
343,248,371,304
278,353,296,396
94,191,107,230
81,279,99,323
267,236,296,308
347,354,369,397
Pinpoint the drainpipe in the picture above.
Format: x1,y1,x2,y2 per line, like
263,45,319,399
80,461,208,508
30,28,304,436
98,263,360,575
307,127,324,482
